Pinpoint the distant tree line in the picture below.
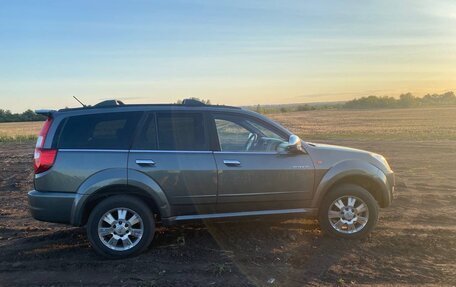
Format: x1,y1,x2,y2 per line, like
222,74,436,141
1,92,455,122
0,109,46,123
344,91,456,109
252,91,456,114
253,103,324,114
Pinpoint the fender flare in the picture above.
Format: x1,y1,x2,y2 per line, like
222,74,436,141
311,160,390,208
70,168,171,225
70,168,127,225
127,169,171,218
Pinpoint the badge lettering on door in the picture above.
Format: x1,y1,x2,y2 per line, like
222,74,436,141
292,165,310,169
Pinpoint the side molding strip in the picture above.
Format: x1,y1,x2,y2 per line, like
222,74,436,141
174,208,311,221
59,149,128,153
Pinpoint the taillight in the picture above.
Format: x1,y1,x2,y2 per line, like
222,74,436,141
34,149,57,174
34,118,57,174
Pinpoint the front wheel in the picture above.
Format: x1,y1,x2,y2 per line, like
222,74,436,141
87,195,155,258
318,184,379,238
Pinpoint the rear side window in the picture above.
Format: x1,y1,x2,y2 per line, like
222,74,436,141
131,114,158,150
155,112,208,151
58,112,141,149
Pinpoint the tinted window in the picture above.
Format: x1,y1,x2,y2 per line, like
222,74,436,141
156,112,208,151
59,112,141,149
132,114,158,150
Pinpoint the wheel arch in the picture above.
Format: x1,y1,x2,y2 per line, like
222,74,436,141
312,160,391,208
70,169,171,226
72,184,165,226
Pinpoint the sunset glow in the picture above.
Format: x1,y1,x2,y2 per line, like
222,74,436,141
0,0,455,111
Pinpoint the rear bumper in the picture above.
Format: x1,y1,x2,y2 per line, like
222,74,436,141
28,190,76,224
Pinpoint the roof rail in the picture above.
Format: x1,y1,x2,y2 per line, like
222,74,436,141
182,98,206,106
54,98,241,113
94,100,125,107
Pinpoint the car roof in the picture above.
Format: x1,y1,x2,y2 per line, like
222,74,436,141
36,98,242,116
57,103,242,113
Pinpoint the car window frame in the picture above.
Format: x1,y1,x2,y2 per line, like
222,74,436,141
209,111,289,153
133,110,212,152
56,111,144,150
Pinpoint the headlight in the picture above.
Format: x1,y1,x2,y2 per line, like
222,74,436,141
371,153,391,170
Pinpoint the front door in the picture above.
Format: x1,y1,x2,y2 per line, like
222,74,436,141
128,111,217,216
211,113,315,212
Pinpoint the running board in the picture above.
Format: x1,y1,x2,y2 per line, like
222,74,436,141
173,208,314,221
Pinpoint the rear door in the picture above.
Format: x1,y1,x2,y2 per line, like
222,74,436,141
128,111,218,216
210,112,315,212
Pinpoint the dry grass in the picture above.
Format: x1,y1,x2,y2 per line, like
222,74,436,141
271,106,456,141
0,121,43,142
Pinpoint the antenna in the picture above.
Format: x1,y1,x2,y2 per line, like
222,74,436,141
73,96,86,107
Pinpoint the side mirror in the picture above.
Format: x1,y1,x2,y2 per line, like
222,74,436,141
286,135,305,153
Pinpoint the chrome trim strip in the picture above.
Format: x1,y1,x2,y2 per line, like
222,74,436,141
59,149,279,155
129,150,212,154
59,149,128,153
174,208,309,221
174,194,216,199
219,191,303,197
214,151,278,155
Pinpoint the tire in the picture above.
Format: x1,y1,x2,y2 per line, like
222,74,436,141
87,195,155,258
318,184,379,239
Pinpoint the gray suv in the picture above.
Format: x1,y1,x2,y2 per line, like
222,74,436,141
29,99,394,258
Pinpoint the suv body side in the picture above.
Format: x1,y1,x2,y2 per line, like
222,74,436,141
29,105,394,227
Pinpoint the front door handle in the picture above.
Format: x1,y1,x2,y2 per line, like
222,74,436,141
223,160,241,167
136,159,156,166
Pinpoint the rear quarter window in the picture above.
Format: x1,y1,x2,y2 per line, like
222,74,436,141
58,112,142,149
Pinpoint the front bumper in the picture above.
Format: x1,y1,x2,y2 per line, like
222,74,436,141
384,171,395,206
28,190,77,224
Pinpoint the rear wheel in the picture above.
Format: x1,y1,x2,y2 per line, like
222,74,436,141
87,195,155,258
318,184,379,238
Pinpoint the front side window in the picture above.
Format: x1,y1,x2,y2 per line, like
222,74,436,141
59,112,142,149
214,115,287,152
215,119,252,151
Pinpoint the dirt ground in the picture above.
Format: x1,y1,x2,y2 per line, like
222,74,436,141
0,109,455,286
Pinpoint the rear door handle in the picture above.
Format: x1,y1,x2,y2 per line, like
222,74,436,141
135,159,156,166
223,160,241,167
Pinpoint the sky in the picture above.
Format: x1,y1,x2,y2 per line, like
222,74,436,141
0,0,455,112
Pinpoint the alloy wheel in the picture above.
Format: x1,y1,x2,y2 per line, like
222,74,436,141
328,195,369,234
97,207,144,251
